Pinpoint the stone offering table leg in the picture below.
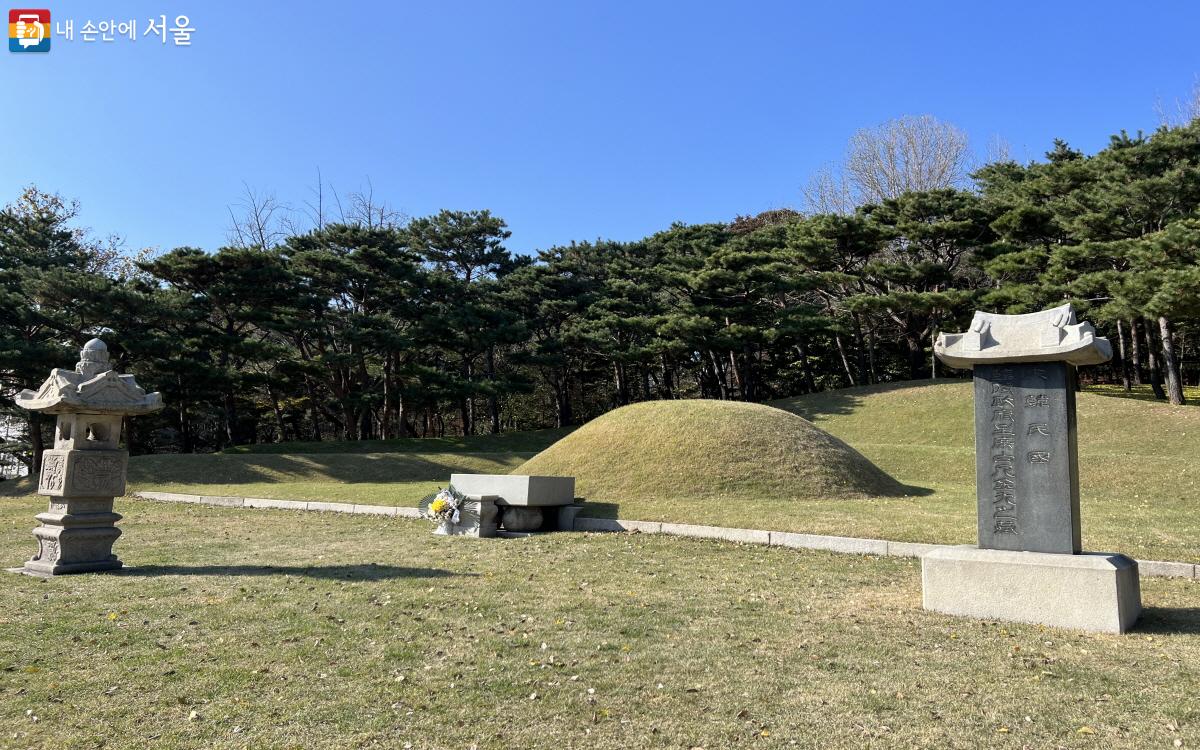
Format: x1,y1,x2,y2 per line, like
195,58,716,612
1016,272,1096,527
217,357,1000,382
499,506,543,532
555,504,584,531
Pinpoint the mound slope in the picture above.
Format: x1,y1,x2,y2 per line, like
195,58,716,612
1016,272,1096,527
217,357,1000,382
515,399,907,503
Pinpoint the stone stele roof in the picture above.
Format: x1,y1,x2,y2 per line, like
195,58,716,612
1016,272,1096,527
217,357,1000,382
14,338,163,415
934,303,1113,370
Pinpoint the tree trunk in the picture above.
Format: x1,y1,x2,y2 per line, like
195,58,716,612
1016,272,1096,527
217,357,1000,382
865,326,878,384
396,388,411,438
554,369,573,427
905,334,925,381
795,341,816,394
1116,319,1131,392
834,333,857,386
1158,316,1186,405
381,355,393,440
486,346,501,434
1129,320,1143,385
222,392,238,448
1145,321,1167,400
930,328,939,380
660,355,675,399
851,315,868,386
706,350,728,399
267,385,288,443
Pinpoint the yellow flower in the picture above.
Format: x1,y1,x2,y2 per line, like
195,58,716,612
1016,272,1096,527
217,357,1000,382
430,498,448,514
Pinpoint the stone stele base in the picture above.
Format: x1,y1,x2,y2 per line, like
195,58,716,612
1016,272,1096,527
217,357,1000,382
922,545,1141,634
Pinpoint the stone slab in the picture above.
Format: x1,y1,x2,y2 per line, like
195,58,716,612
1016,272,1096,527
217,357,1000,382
922,545,1141,634
886,541,942,558
573,517,662,533
1136,560,1197,579
244,497,307,511
351,504,399,516
448,474,575,507
199,495,245,507
306,501,355,513
658,523,770,545
135,491,200,503
394,507,422,519
770,531,887,556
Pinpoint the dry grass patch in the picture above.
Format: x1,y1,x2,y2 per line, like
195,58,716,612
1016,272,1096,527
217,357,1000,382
0,499,1196,749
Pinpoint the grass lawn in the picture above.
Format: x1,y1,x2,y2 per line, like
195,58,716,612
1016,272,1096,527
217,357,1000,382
221,428,574,455
6,380,1196,562
1083,383,1200,403
125,452,530,507
0,498,1197,749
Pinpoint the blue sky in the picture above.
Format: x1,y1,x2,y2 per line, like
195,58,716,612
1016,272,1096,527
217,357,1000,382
3,1,1198,256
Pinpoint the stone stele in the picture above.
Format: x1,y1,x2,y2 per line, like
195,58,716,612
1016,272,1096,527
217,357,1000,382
926,304,1142,633
13,339,162,575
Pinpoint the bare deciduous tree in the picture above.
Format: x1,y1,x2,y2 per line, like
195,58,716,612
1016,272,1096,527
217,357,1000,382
984,134,1013,165
226,182,289,249
844,114,971,204
346,178,406,229
801,164,857,215
1155,75,1200,128
228,175,407,246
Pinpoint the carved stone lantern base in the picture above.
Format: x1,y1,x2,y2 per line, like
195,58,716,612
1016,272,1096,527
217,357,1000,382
24,496,124,575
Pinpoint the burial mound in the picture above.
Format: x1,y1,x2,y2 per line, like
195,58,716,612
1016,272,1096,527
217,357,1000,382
515,399,908,503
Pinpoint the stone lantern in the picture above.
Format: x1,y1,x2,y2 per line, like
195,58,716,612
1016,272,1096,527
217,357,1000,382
924,304,1141,633
13,339,162,575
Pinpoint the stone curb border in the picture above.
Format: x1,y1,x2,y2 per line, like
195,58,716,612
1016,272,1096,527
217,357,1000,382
133,492,1198,581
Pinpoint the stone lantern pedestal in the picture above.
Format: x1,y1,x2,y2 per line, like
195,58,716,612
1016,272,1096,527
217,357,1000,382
13,339,162,576
925,305,1141,633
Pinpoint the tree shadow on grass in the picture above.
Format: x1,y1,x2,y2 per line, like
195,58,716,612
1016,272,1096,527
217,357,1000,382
772,379,968,422
1135,606,1200,636
118,563,471,581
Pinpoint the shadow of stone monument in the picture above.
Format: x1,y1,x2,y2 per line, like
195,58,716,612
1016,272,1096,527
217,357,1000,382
1131,606,1200,636
116,563,472,581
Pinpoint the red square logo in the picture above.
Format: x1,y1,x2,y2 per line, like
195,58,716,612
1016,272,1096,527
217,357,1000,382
9,8,51,53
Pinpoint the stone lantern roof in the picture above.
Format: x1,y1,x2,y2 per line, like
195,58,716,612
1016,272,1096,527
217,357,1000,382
14,338,163,416
934,304,1113,370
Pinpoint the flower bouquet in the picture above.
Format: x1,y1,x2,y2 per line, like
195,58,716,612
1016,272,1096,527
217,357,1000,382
421,484,466,533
